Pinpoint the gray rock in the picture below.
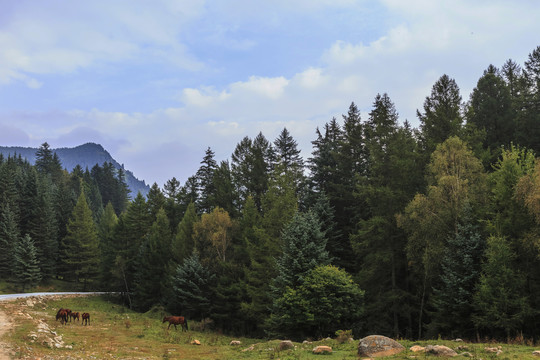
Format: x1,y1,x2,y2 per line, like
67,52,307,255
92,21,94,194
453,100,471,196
357,335,405,357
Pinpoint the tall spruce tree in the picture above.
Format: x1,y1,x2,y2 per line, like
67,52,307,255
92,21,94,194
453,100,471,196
133,208,172,311
13,234,41,291
196,147,218,214
418,74,463,154
0,200,19,278
171,201,198,264
473,235,531,340
272,211,329,294
60,190,100,288
467,65,514,161
170,252,215,319
428,206,484,339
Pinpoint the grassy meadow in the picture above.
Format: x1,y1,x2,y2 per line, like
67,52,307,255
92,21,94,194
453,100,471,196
1,294,540,359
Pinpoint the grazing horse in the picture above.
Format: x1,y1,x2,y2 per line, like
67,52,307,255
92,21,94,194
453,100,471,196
162,316,188,331
82,312,90,326
70,312,80,322
56,309,69,325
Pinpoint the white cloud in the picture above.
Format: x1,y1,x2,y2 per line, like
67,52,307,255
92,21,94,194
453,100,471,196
0,0,205,87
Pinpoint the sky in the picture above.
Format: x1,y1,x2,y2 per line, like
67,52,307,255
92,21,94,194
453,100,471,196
0,0,539,187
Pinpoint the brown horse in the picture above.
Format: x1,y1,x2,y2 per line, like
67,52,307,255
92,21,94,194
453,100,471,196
162,316,188,331
70,312,80,322
82,312,90,326
56,309,69,324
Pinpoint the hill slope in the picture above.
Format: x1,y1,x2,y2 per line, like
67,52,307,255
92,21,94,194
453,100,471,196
0,143,149,197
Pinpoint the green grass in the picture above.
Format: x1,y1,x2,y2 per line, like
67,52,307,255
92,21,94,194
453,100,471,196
2,295,540,359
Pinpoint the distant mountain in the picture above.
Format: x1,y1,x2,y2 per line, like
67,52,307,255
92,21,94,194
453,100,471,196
0,142,150,198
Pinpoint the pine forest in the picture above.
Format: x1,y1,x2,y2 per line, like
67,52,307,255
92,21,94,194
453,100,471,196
3,46,540,342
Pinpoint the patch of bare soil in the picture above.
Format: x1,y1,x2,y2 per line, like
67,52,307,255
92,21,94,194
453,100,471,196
0,304,14,360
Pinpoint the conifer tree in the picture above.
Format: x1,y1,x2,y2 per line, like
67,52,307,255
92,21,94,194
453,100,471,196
171,201,198,264
272,211,329,294
33,176,58,278
212,160,238,217
133,208,172,311
13,234,41,291
467,65,514,160
418,74,463,154
274,128,305,189
113,192,151,296
60,190,100,288
0,200,19,278
170,252,215,320
98,202,119,288
163,177,183,230
146,183,166,221
196,147,218,214
429,206,483,339
473,235,531,340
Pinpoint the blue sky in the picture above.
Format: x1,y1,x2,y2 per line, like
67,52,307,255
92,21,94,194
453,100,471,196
0,0,539,187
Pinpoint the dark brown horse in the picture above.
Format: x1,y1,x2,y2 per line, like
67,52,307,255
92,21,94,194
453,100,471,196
162,316,188,331
56,309,69,324
70,312,80,322
82,312,90,326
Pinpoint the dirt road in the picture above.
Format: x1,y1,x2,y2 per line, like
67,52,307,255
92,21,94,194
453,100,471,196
0,305,12,360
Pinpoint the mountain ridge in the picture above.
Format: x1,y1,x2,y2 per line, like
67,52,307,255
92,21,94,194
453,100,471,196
0,142,149,198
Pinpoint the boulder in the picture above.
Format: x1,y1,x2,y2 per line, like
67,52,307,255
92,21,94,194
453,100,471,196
191,340,201,345
425,345,457,357
313,345,332,354
410,345,425,352
357,335,405,357
230,340,241,346
533,350,540,356
278,340,294,351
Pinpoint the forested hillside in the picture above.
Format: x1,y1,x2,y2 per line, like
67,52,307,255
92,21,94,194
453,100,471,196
2,45,540,342
0,142,149,197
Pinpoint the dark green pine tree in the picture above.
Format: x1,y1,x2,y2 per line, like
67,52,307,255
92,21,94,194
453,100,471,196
19,166,39,242
352,93,422,338
212,160,238,217
272,211,330,294
133,208,172,311
13,234,42,291
34,142,63,182
60,190,100,288
467,65,514,162
240,196,274,334
309,118,342,193
473,235,531,340
113,192,151,298
146,182,166,221
163,177,183,231
515,46,540,154
178,176,199,212
170,252,215,320
502,59,523,101
98,202,119,289
231,133,274,212
418,74,463,154
171,201,198,264
33,176,58,278
196,147,218,214
0,200,19,278
273,128,305,189
428,206,484,339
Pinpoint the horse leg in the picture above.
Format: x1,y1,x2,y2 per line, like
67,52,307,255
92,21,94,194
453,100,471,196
168,323,171,330
174,324,177,330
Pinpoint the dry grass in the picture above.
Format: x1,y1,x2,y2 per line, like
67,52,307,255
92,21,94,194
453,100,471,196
1,295,540,359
